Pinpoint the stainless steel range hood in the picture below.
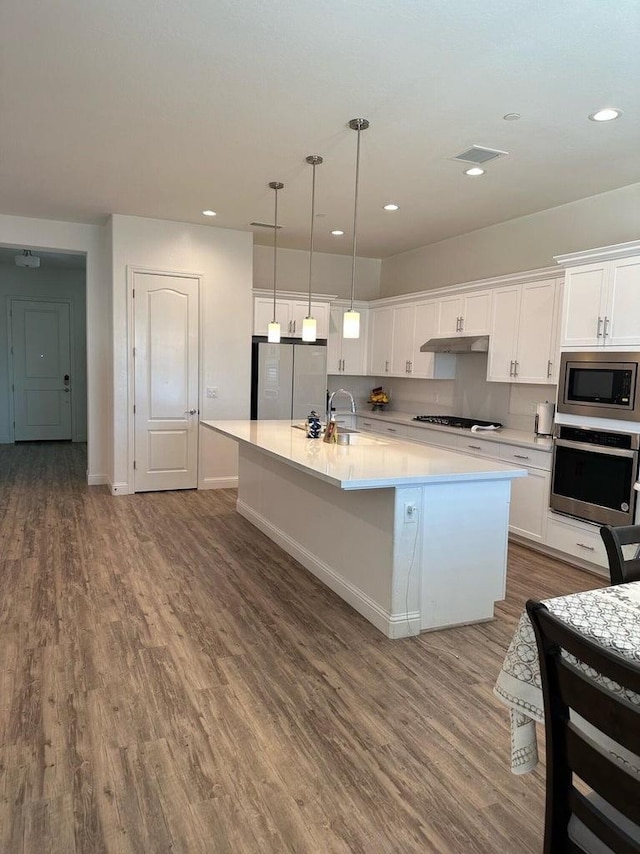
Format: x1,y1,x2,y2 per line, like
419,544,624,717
420,335,489,354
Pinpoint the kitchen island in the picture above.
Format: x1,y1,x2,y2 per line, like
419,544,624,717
202,420,527,638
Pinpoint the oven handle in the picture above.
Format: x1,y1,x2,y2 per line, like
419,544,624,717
554,438,638,459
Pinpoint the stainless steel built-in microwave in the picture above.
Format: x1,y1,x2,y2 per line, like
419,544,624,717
558,351,640,421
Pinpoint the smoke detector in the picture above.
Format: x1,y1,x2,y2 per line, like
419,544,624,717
15,249,40,268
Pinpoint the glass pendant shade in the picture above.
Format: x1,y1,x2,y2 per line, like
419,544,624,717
302,316,317,342
267,321,281,343
343,309,360,339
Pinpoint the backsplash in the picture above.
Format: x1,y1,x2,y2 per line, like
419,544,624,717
358,353,557,431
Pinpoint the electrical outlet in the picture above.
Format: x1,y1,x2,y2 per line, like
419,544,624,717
206,387,218,399
404,502,418,523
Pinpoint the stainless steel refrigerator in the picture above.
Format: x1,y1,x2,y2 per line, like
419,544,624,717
251,341,327,420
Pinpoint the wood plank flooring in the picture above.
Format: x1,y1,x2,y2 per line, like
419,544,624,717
0,441,604,853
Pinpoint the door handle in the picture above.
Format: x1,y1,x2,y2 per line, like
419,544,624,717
547,360,552,378
596,316,603,338
185,409,197,415
603,316,609,339
514,360,519,377
509,360,514,377
459,316,464,332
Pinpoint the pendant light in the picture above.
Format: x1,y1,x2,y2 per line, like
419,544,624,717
343,117,369,339
267,181,284,343
302,155,323,342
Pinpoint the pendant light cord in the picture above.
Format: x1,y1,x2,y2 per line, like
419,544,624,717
268,181,284,323
305,155,323,316
308,162,316,316
348,118,369,312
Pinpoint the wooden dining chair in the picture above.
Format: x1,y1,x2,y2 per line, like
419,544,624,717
526,599,640,854
600,524,640,585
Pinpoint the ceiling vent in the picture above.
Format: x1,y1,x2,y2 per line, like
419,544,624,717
249,221,282,229
450,145,508,165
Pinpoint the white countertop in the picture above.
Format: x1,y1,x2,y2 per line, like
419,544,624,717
352,410,553,452
202,420,528,491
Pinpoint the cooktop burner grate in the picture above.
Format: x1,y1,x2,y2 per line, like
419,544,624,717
413,415,502,429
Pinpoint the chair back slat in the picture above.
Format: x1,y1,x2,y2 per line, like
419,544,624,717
558,663,640,756
570,789,640,854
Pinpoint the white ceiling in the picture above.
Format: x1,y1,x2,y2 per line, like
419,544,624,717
1,0,638,259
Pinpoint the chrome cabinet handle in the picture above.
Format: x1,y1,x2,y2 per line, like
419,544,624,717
514,454,530,460
408,360,412,373
576,542,595,552
385,360,389,372
514,360,519,377
547,360,552,378
603,316,609,339
596,316,603,338
509,360,514,377
387,427,397,432
468,444,481,450
459,316,464,332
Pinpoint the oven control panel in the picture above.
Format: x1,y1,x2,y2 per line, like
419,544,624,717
556,425,638,450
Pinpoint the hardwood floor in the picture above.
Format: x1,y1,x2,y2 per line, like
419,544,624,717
0,441,604,853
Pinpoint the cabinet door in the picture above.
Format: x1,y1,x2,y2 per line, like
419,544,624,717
291,301,330,339
487,286,519,382
437,296,462,336
369,307,393,375
341,313,367,374
509,469,549,543
460,290,491,335
606,257,640,347
411,301,438,378
390,305,414,375
254,298,292,335
516,280,557,383
561,263,607,347
327,308,343,373
547,279,563,385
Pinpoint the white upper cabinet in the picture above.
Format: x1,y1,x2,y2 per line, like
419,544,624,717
488,279,560,384
436,289,491,337
560,253,640,348
254,296,330,339
369,301,456,379
369,307,394,375
327,306,369,375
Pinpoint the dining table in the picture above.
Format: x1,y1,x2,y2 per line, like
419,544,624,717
494,580,640,775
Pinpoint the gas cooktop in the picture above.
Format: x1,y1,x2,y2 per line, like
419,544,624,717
413,415,503,429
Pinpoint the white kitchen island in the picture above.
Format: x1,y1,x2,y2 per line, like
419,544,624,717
202,420,527,638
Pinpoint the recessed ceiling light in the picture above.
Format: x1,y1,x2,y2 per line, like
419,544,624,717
588,108,622,122
383,203,400,211
202,209,217,216
464,167,485,177
331,230,344,236
503,113,521,121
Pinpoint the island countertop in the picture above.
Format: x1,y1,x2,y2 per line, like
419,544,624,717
202,420,527,491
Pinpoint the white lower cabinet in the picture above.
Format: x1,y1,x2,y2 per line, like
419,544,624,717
357,416,408,438
406,426,458,449
545,513,608,570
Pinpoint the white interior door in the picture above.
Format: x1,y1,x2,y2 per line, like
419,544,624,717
134,272,199,491
11,299,72,441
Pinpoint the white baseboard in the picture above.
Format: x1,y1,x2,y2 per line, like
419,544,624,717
237,499,420,639
87,473,108,486
109,481,129,496
200,476,239,490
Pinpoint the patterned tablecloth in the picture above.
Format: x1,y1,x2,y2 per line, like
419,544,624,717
494,581,640,775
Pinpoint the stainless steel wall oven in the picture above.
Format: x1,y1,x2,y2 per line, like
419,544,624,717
551,425,640,527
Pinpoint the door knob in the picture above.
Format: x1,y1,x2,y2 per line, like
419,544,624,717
185,409,197,415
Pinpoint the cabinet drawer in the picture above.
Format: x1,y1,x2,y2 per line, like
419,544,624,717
377,423,408,438
356,417,383,433
455,436,501,459
545,514,608,569
499,444,551,471
406,426,458,449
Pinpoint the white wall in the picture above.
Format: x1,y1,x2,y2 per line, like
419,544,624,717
254,244,381,300
0,263,87,443
380,182,640,297
111,215,253,493
0,215,110,482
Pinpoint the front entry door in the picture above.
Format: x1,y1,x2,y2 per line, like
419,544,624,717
134,272,199,491
11,299,72,441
